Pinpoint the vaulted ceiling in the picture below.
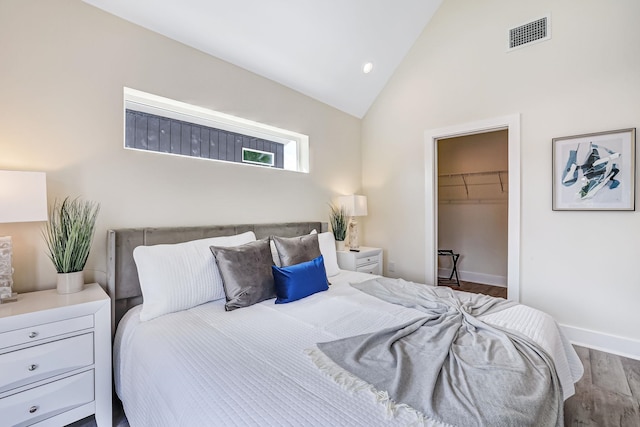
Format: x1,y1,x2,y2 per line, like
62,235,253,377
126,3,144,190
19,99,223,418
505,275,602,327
83,0,443,118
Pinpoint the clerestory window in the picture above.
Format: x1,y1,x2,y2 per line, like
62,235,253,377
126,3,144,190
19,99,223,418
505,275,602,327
123,88,309,173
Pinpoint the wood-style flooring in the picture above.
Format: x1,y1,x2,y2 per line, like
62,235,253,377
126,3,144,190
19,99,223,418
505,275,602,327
438,279,508,298
565,345,640,426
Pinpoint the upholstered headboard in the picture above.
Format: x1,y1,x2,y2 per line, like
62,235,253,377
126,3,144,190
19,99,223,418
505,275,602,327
106,222,327,333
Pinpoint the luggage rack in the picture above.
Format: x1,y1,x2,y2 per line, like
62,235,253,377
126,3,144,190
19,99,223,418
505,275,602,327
437,249,460,286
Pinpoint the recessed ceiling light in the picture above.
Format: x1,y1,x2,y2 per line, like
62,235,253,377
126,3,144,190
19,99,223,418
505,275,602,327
363,62,374,74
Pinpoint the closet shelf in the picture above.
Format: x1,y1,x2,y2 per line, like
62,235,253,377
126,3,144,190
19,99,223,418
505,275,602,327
438,170,508,179
438,170,508,201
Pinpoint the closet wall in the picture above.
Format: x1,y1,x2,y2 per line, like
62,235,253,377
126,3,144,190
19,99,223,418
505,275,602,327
437,130,508,286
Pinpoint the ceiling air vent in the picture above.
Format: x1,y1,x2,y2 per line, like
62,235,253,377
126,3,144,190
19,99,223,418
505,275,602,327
507,14,551,51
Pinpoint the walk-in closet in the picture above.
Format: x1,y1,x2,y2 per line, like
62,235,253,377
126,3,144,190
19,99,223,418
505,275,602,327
437,130,509,291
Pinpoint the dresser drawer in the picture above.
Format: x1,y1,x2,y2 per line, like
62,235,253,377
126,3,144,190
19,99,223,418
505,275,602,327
0,369,94,427
356,262,380,275
356,255,379,267
0,315,93,350
0,333,94,393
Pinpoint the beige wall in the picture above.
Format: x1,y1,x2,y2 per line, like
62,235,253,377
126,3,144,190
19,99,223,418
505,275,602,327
362,0,640,345
438,131,508,284
438,131,508,176
0,0,361,293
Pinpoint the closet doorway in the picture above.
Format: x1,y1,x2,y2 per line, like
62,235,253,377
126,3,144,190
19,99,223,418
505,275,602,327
424,114,521,302
437,131,508,297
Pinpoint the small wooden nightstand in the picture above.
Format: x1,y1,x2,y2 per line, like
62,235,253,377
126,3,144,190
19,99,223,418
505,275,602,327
336,247,383,275
0,283,111,426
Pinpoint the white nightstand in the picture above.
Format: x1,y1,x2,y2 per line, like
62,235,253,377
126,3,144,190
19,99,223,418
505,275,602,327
336,247,383,275
0,283,111,427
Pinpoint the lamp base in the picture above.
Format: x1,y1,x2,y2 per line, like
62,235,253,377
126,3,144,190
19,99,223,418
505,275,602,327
348,217,360,250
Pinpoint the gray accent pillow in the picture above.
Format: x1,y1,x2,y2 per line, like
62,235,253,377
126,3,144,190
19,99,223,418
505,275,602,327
210,239,275,311
272,234,321,267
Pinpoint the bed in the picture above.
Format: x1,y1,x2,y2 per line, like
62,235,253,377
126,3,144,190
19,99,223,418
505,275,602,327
108,222,583,427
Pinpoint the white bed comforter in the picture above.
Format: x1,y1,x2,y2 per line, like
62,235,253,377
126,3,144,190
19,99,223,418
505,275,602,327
114,271,583,427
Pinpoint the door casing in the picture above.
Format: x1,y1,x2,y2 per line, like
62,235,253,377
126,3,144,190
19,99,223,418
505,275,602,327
424,114,521,301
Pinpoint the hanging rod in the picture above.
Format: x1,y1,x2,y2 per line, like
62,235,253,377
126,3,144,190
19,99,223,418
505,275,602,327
438,170,509,201
439,170,508,195
439,182,506,188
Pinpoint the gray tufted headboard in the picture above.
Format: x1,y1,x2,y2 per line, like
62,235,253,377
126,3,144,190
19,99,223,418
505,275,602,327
106,222,327,334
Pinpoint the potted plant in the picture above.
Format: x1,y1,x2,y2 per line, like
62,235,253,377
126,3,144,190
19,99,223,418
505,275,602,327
43,197,100,294
329,204,348,251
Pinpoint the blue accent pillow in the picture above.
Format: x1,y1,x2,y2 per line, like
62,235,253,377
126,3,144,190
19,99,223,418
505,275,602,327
272,255,329,304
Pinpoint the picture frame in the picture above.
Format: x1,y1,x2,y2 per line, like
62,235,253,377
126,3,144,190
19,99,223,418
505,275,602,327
552,128,636,211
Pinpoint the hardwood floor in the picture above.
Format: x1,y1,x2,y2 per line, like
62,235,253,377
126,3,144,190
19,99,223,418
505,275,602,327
565,346,640,426
438,279,508,298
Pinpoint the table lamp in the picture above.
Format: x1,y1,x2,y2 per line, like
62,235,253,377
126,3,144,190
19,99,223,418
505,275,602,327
0,170,48,303
337,194,368,251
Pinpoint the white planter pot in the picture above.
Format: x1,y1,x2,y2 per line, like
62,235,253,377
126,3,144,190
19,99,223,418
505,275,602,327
57,271,84,294
335,240,346,251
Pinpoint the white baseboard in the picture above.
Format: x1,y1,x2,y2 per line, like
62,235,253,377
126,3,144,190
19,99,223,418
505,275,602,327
438,268,507,287
560,324,640,361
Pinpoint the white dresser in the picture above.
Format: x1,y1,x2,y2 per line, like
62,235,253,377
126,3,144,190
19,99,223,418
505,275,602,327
0,283,111,426
336,247,383,275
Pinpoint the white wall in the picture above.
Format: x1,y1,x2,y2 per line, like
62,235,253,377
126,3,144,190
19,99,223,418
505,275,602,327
0,0,361,293
362,0,640,352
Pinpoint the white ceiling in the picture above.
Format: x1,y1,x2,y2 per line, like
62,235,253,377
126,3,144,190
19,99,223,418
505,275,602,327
83,0,443,118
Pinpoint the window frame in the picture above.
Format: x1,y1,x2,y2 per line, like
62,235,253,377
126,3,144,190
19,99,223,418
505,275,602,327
242,147,275,167
123,87,309,173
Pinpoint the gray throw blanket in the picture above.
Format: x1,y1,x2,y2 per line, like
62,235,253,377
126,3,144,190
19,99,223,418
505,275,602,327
312,278,563,427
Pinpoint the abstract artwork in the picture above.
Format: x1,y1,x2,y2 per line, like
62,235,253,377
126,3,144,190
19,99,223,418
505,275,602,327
553,128,635,210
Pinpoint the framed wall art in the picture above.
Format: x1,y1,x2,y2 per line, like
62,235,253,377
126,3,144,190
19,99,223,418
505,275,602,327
552,128,636,211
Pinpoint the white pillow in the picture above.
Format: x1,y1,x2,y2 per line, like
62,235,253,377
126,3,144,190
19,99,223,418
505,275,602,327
317,232,340,277
134,231,256,321
270,239,281,267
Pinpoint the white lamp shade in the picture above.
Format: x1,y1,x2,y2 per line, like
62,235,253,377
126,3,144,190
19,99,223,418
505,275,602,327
0,171,48,223
337,194,368,217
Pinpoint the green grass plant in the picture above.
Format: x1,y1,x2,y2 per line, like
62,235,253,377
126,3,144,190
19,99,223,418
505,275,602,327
329,204,348,242
43,197,100,273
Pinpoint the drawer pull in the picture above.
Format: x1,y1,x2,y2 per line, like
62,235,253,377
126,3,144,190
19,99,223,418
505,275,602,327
29,406,38,414
28,332,38,339
28,364,38,371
